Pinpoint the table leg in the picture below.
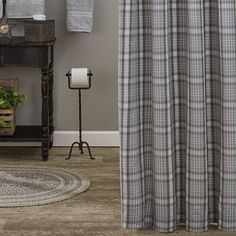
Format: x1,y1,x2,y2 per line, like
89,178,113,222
49,62,54,149
41,67,50,161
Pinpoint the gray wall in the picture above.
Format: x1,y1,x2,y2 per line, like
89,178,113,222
0,0,119,131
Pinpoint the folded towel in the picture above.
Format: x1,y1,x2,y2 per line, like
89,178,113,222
0,0,45,18
67,0,93,32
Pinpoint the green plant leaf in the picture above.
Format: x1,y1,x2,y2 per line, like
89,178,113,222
0,86,26,109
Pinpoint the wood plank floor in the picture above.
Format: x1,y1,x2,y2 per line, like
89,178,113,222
0,147,235,236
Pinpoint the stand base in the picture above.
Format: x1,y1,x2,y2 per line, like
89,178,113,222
66,141,95,160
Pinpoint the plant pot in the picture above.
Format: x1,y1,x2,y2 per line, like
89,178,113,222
0,108,15,136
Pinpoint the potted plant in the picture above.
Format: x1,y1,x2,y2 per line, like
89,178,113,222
0,85,26,135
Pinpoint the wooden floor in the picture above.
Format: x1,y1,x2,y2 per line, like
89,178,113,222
0,147,235,236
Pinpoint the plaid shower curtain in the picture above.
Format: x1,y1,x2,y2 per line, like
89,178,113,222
119,0,236,233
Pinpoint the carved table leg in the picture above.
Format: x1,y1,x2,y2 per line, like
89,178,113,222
49,62,54,149
49,45,54,149
41,67,50,161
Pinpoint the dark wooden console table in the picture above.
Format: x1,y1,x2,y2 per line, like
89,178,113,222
0,37,56,161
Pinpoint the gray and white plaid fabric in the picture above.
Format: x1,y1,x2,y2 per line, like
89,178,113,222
119,0,236,233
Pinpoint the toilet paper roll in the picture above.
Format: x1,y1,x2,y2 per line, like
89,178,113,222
70,68,90,88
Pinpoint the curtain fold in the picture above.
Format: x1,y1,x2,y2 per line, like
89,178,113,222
119,0,236,232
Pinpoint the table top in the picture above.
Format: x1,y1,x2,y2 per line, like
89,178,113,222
0,37,56,47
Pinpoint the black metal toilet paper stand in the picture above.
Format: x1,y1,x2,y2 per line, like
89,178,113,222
65,70,95,160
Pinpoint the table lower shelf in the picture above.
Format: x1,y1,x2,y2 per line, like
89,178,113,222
0,126,54,142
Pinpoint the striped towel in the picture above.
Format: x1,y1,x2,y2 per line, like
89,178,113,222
67,0,94,32
0,0,45,18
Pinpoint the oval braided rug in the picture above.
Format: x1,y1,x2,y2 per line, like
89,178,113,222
0,166,90,208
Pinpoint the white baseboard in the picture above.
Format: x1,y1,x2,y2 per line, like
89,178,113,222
0,131,120,147
54,131,120,147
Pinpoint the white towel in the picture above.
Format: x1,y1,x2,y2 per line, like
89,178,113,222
0,0,45,18
67,0,94,33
